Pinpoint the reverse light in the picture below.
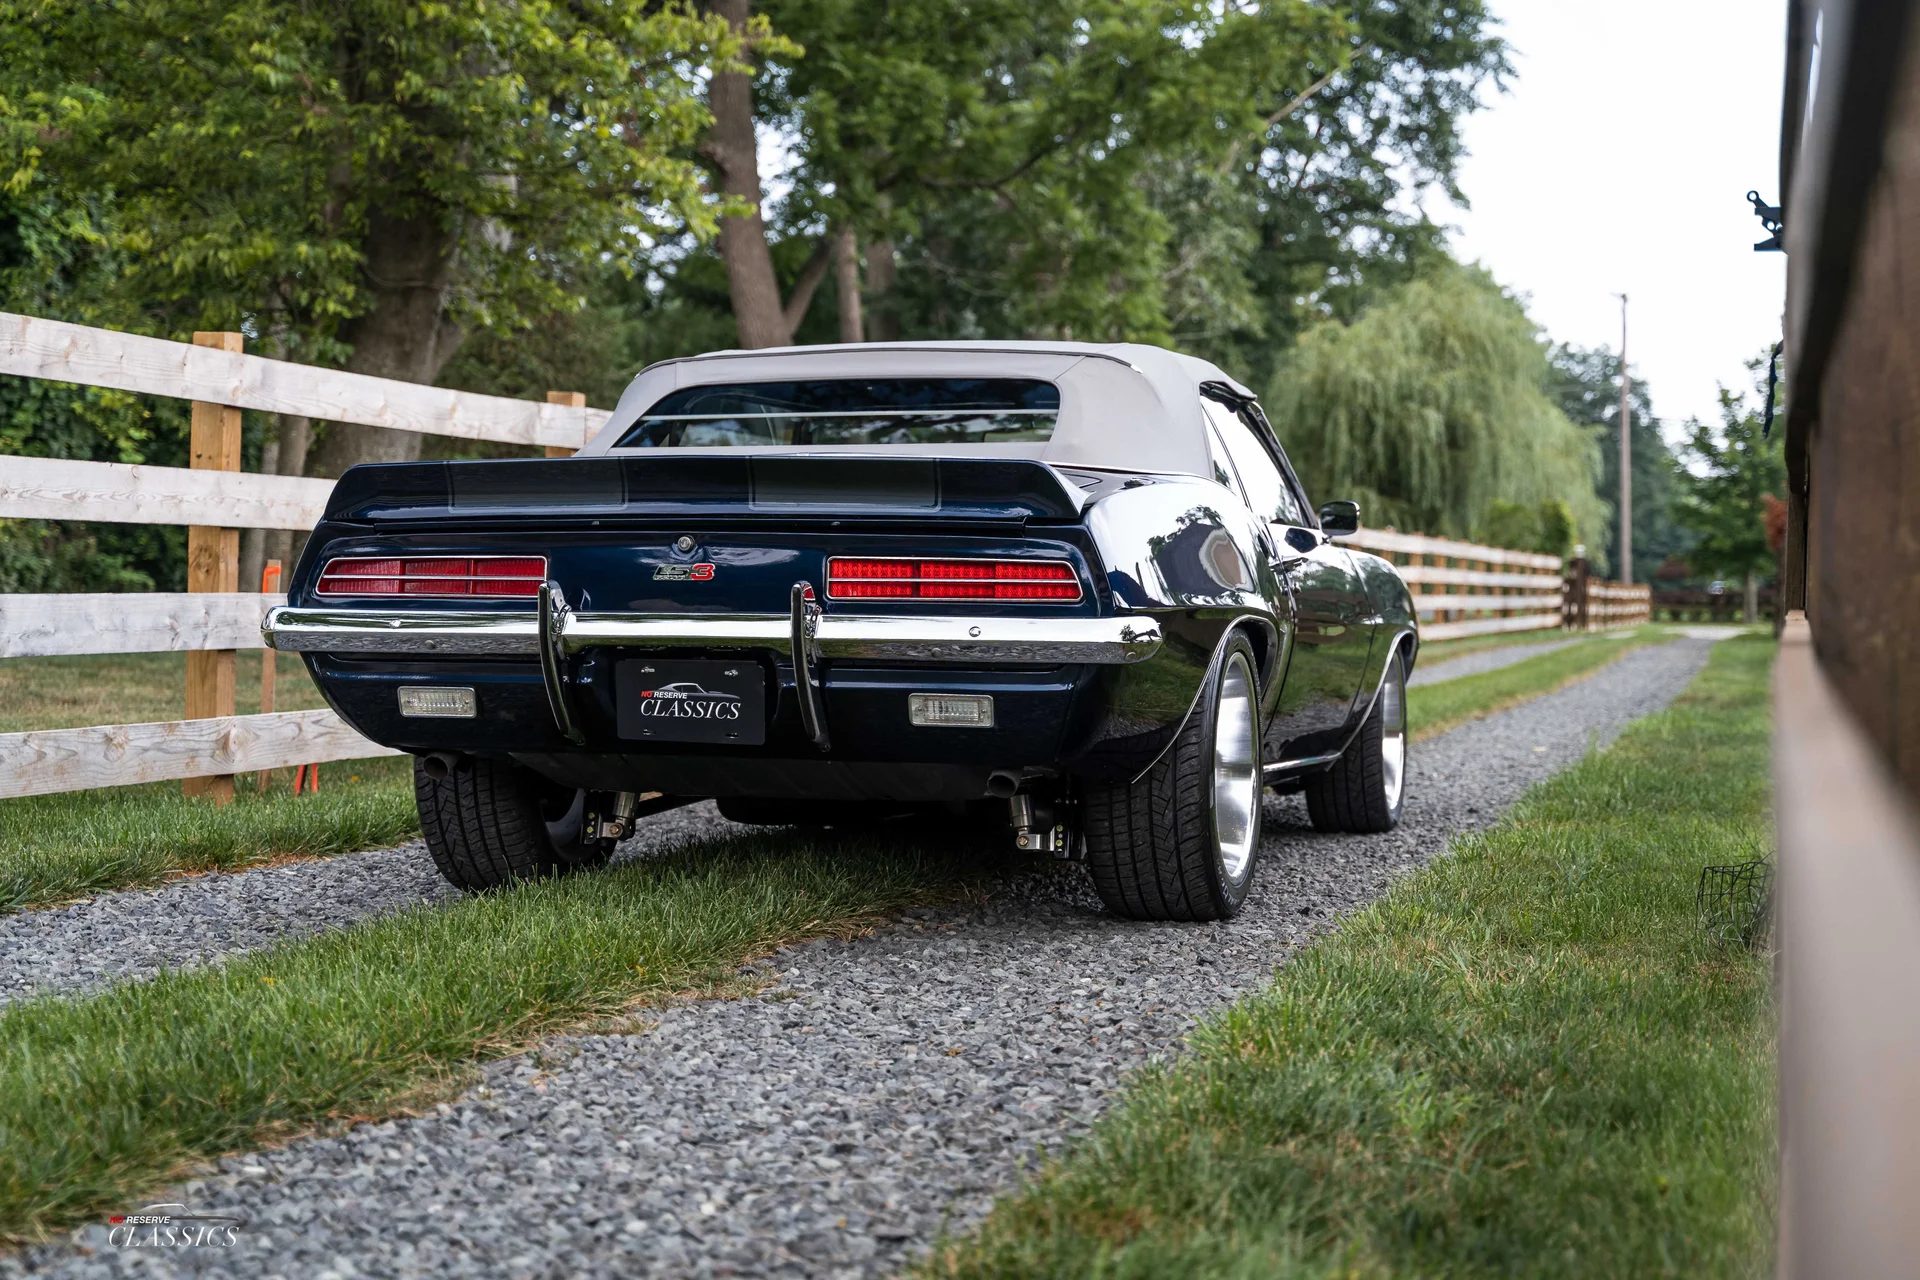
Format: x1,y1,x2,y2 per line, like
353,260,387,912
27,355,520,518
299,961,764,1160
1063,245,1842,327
398,686,477,718
908,693,995,728
316,556,547,599
827,558,1081,602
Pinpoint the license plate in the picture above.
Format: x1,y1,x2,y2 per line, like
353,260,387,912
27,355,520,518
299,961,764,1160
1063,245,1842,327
615,659,767,745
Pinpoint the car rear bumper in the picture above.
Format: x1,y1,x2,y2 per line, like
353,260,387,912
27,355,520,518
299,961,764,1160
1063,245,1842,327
261,607,1163,666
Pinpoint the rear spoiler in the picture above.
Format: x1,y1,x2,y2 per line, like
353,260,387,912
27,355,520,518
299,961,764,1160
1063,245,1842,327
322,455,1088,523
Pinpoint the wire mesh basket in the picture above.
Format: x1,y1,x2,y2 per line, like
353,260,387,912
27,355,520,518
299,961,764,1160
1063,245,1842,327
1697,859,1775,950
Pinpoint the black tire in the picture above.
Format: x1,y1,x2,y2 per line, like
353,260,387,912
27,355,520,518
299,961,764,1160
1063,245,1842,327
414,756,613,892
1304,646,1409,834
1082,633,1263,922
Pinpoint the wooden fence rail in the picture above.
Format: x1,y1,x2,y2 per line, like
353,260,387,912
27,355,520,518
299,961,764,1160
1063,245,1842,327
0,593,283,658
0,710,402,801
0,455,335,528
1,311,609,452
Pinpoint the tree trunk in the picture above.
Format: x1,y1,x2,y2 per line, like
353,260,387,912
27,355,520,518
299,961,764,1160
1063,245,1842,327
703,0,789,348
238,426,281,594
833,225,863,343
305,212,465,477
1744,569,1759,623
865,238,899,342
270,414,315,574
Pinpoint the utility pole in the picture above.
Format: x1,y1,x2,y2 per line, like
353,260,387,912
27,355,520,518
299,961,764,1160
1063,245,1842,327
1616,293,1633,584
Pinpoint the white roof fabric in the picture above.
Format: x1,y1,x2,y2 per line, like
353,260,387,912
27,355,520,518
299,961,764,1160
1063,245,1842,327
580,340,1255,480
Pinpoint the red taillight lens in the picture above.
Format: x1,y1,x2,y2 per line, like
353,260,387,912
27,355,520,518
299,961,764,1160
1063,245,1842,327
826,558,1081,602
316,556,547,599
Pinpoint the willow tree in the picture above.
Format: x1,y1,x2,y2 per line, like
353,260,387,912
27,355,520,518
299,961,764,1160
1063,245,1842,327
1265,267,1606,546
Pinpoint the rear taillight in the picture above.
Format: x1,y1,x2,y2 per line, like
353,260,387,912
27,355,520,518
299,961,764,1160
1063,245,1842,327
826,558,1082,602
315,556,547,599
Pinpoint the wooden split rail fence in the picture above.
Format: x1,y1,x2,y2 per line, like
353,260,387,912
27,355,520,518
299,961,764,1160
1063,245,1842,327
1343,532,1648,639
0,312,611,802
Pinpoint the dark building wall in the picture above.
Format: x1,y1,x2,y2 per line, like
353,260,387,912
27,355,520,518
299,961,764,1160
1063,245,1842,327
1805,17,1920,799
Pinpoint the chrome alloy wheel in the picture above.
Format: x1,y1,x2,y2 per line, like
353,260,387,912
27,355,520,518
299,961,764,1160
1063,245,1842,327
1379,656,1408,811
1211,651,1260,880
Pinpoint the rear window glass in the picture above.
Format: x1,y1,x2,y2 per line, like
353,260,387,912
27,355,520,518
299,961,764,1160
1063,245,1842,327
616,378,1059,449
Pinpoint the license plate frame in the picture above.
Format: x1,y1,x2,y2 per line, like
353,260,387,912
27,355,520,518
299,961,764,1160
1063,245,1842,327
614,658,767,746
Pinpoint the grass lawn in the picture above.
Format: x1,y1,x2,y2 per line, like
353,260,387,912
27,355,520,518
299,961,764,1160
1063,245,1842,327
1407,628,1660,742
0,650,326,732
0,832,994,1244
1413,627,1577,667
928,634,1777,1278
0,651,417,912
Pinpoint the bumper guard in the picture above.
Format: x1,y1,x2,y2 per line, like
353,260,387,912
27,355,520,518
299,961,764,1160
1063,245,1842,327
261,605,1163,666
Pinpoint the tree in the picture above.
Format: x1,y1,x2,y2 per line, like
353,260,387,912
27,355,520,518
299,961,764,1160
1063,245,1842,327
1478,498,1577,557
1674,363,1788,622
0,0,740,473
1544,343,1689,581
698,0,1350,347
1263,265,1605,544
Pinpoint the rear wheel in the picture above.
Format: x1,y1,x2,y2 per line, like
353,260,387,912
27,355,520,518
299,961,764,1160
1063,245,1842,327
1082,633,1263,921
415,757,613,892
1304,646,1408,833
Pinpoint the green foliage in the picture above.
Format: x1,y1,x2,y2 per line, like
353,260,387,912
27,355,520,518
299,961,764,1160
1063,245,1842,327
1546,343,1690,580
0,522,157,593
1265,266,1606,544
865,1,1504,357
0,0,741,354
928,636,1778,1278
1675,363,1788,583
1478,498,1578,557
0,372,194,588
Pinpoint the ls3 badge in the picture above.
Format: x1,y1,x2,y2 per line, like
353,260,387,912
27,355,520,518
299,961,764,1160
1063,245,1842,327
652,562,716,581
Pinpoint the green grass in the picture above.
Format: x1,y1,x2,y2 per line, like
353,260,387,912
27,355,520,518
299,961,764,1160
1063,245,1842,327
0,759,418,912
0,832,991,1244
1408,628,1660,742
1413,628,1575,667
0,651,416,912
927,634,1777,1279
0,650,326,732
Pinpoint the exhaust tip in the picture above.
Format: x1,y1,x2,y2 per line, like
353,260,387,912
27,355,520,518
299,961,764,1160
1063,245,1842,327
986,770,1022,799
419,753,453,782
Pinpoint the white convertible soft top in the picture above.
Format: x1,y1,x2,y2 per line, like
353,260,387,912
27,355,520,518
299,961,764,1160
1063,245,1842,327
580,340,1255,480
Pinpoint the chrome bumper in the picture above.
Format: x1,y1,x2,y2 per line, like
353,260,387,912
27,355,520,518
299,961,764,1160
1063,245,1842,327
260,606,1163,666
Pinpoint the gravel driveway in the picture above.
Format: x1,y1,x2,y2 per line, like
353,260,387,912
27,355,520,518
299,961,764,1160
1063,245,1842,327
5,637,1717,1279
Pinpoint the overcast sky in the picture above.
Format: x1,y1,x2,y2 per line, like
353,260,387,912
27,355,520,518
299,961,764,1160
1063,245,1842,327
1445,0,1790,435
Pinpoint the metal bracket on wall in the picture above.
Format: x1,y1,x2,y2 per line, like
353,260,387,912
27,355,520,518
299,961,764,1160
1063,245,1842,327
1749,190,1785,252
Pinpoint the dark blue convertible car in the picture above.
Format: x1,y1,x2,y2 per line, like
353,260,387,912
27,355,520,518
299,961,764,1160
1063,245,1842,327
265,342,1418,921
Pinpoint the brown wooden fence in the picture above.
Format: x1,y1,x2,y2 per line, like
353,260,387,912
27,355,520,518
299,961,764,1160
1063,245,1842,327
1343,529,1565,641
1561,558,1652,631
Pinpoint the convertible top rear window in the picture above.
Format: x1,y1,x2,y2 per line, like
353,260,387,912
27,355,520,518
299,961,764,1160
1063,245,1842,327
616,378,1059,449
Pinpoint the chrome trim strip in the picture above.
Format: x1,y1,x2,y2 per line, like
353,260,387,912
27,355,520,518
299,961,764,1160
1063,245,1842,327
262,607,1163,665
1263,752,1341,776
263,609,541,655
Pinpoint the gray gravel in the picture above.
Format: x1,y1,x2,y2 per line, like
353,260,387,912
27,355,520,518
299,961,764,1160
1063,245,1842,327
4,638,1717,1279
1406,635,1582,687
0,801,732,1008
